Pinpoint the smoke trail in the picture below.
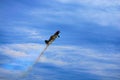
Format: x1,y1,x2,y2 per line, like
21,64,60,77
19,45,49,79
33,44,49,65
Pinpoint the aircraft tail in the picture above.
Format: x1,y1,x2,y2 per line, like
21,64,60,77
45,40,49,44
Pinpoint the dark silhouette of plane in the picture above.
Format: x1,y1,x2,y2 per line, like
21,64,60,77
45,31,60,45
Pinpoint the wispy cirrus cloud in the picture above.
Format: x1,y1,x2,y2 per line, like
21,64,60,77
0,43,120,79
56,0,120,7
0,26,48,43
24,0,120,28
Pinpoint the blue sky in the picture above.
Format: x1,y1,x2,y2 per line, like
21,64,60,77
0,0,120,80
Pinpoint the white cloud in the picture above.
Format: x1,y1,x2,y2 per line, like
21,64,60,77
40,57,67,66
0,43,120,78
1,43,119,65
0,47,28,58
0,43,46,62
0,68,22,80
56,0,120,7
15,27,45,40
26,0,120,28
77,9,120,27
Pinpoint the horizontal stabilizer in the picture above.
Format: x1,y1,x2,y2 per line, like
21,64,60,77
45,40,49,44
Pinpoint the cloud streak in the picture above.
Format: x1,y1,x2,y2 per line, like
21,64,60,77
0,43,120,79
25,0,120,27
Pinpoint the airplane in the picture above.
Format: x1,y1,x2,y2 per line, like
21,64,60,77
45,30,60,45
